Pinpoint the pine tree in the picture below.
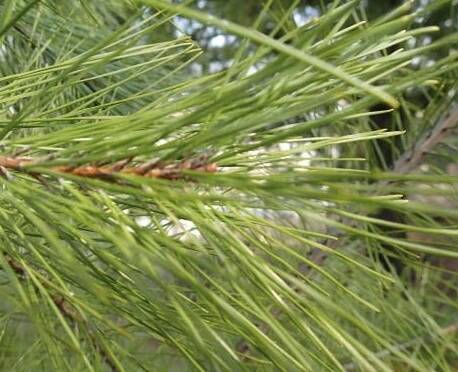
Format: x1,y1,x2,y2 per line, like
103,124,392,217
0,1,457,371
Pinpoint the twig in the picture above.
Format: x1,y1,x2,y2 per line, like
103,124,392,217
4,255,120,372
236,105,458,357
0,155,217,181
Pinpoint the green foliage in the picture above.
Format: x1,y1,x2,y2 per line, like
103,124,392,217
0,0,457,371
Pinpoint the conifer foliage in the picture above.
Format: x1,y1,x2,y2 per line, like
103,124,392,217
0,1,457,371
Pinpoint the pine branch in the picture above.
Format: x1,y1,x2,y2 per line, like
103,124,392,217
4,255,120,372
1,1,456,369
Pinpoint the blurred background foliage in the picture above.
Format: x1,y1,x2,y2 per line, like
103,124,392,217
149,0,457,74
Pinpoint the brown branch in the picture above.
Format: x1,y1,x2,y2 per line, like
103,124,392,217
303,105,458,275
0,155,217,181
4,255,119,371
236,104,458,358
391,105,458,175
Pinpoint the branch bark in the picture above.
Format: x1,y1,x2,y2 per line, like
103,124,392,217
0,155,217,181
